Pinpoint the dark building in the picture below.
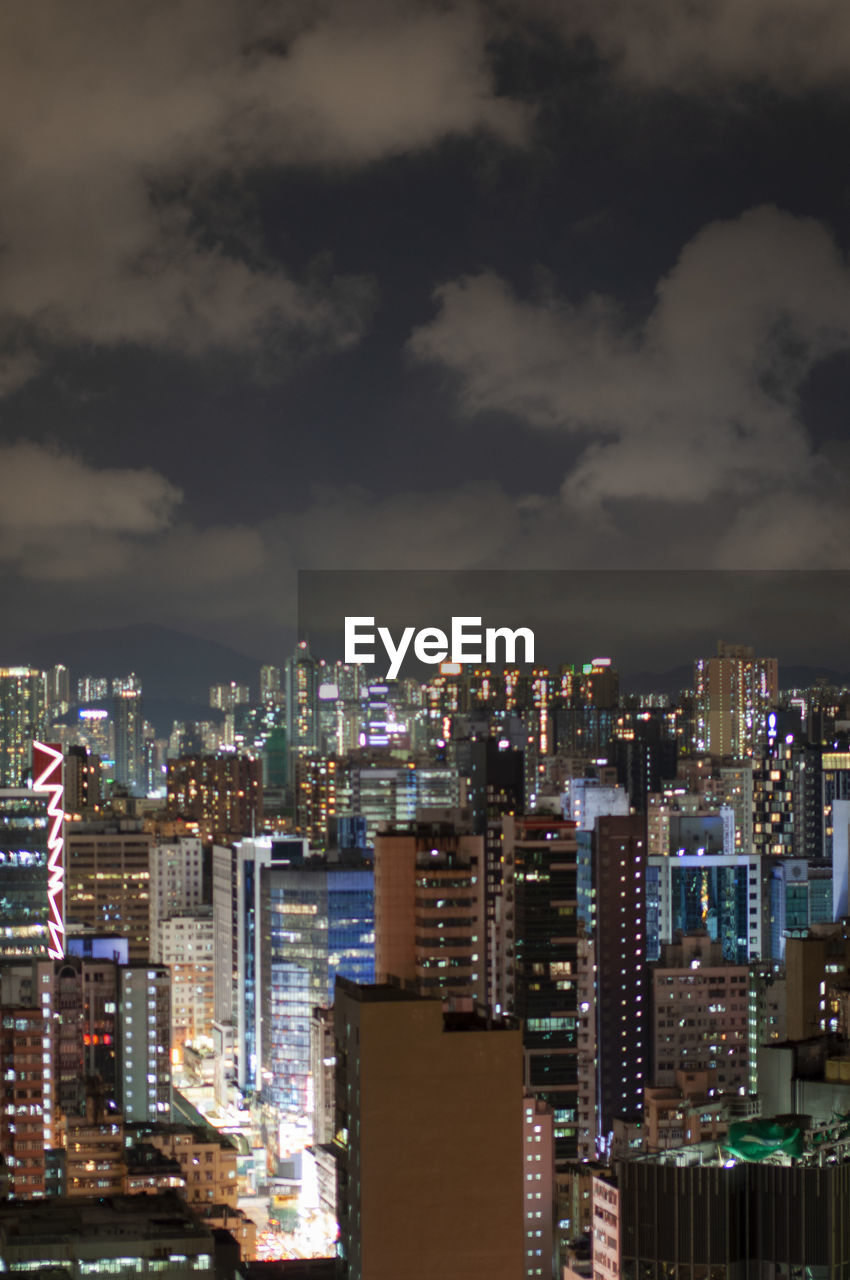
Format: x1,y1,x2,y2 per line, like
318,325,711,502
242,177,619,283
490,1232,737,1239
506,814,579,1165
617,1155,850,1276
611,715,678,813
594,814,647,1143
166,753,263,843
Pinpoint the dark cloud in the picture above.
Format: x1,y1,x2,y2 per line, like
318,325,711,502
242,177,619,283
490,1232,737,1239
0,0,528,389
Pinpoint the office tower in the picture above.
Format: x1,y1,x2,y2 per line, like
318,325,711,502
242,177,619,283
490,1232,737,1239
154,909,214,1059
66,821,153,962
693,641,778,760
334,978,524,1280
63,744,101,814
502,815,579,1165
0,741,65,961
209,681,251,712
166,753,263,843
0,1005,48,1196
374,812,485,1003
117,965,171,1122
148,836,206,956
219,838,373,1115
552,659,619,759
651,933,749,1093
113,687,144,793
256,848,374,1127
285,640,319,756
344,758,462,846
0,667,47,787
593,813,647,1143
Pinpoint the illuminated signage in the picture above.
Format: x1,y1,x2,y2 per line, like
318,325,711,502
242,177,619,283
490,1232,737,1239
32,742,64,960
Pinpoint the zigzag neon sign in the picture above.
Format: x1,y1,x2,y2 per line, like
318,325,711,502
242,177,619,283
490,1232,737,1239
33,742,65,960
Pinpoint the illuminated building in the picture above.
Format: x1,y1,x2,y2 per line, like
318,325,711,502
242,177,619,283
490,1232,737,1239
217,838,373,1125
260,664,283,705
166,753,262,844
154,910,214,1057
76,675,109,703
285,641,320,756
501,815,580,1165
47,664,70,716
651,933,749,1094
209,681,250,712
334,978,524,1280
0,667,47,787
0,741,65,961
345,758,462,845
117,965,171,1122
592,813,648,1147
693,641,778,760
646,851,763,965
64,744,101,814
113,687,143,793
148,837,206,956
294,755,338,847
66,822,152,963
0,1005,48,1196
0,1193,221,1276
374,813,486,1003
131,1123,239,1209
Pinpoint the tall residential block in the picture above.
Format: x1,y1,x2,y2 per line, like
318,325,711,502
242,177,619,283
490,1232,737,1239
334,978,525,1280
0,668,47,788
693,641,778,760
66,822,153,963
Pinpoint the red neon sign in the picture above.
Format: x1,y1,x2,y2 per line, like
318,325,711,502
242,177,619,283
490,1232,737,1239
33,742,64,960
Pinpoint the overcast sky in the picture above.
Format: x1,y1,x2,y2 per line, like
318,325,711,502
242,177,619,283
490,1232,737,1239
2,1,850,666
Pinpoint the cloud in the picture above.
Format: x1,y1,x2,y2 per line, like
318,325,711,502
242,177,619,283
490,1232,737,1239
524,0,850,92
410,205,850,519
0,0,527,387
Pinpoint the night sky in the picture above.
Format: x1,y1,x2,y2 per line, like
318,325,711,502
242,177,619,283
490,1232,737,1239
2,2,850,667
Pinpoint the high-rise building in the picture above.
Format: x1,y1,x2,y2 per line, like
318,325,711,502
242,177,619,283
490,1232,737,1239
593,813,648,1145
693,641,778,760
651,933,749,1093
0,1004,48,1196
63,744,101,814
154,910,215,1058
502,815,580,1166
66,822,153,963
0,741,65,961
166,753,262,843
148,837,207,957
0,668,47,787
117,965,171,1122
209,681,250,712
113,688,144,794
374,812,486,1004
47,664,70,716
334,978,525,1280
260,664,283,705
285,641,319,757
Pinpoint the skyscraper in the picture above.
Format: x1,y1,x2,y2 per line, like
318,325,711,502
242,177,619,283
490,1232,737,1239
113,688,143,794
693,641,778,760
0,741,65,961
0,668,47,788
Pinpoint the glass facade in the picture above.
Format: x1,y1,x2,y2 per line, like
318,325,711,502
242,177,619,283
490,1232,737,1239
260,863,374,1116
669,864,748,963
0,792,51,957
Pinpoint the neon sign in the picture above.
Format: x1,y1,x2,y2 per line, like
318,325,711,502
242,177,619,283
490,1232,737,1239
33,742,64,960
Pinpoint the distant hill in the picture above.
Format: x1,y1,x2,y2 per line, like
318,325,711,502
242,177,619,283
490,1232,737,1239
1,623,262,722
